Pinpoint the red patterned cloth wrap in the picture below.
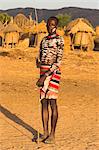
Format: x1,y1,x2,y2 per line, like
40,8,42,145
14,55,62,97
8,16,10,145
40,65,61,100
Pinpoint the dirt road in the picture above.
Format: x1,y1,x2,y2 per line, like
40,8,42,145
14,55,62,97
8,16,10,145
0,48,99,150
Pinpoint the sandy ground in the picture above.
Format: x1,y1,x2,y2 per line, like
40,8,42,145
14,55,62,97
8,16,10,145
0,47,99,150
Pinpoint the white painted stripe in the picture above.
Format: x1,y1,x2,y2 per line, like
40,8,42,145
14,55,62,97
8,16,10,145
50,81,59,86
48,87,58,93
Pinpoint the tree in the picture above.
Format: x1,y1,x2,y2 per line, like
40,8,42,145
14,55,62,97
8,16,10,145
0,13,11,24
56,13,71,28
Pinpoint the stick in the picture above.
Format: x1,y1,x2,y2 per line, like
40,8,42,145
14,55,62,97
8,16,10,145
34,7,41,149
36,98,41,149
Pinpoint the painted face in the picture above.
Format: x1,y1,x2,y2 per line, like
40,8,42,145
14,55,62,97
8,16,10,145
47,20,57,34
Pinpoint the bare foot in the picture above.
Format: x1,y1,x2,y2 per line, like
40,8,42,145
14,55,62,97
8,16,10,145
44,136,55,144
39,134,49,142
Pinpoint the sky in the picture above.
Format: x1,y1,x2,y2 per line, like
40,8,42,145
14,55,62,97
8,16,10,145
0,0,99,10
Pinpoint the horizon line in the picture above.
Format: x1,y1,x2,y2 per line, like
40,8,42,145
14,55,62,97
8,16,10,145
0,6,99,11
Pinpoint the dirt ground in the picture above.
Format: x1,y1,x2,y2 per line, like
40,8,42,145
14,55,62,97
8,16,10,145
0,47,99,150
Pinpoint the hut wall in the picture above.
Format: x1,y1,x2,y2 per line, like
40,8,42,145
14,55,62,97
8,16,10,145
73,32,94,50
81,32,90,46
12,32,19,43
5,32,19,44
87,32,94,50
74,32,94,47
74,32,82,46
5,33,12,44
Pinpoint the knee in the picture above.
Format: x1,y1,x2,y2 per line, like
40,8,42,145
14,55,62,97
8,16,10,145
50,99,58,111
41,98,48,109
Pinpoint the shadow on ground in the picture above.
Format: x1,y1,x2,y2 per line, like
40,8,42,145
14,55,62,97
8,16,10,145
0,51,9,57
0,105,43,142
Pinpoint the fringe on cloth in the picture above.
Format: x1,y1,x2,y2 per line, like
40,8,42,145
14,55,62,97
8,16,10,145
40,65,61,100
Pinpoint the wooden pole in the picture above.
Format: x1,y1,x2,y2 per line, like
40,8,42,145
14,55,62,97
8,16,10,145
34,7,41,149
34,8,38,47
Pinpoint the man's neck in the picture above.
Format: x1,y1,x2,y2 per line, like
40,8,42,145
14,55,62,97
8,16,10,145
49,32,56,36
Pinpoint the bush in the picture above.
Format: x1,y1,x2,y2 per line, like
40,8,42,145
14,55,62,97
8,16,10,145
0,13,11,24
56,13,71,28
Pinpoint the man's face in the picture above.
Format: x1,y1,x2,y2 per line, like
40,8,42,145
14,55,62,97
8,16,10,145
47,20,57,34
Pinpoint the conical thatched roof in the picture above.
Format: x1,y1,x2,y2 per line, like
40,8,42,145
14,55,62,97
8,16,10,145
14,13,29,22
66,18,95,35
3,21,22,33
14,13,32,28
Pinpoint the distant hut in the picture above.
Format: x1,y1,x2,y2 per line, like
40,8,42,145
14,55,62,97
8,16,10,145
33,20,47,46
14,13,34,30
3,17,22,48
14,13,37,47
65,18,96,51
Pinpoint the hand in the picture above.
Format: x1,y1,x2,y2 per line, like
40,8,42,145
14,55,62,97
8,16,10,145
36,75,47,87
35,57,41,68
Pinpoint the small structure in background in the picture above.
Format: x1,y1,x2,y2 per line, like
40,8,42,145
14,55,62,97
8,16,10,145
14,13,35,29
14,13,41,48
33,20,47,46
65,18,96,51
0,13,47,49
3,17,22,48
1,14,97,51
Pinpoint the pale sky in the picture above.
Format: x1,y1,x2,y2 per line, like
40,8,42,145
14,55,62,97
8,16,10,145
0,0,99,10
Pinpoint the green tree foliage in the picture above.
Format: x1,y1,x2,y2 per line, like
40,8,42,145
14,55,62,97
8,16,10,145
0,13,11,24
56,13,71,28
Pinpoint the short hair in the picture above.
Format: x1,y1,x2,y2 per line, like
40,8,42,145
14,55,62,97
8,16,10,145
47,16,59,26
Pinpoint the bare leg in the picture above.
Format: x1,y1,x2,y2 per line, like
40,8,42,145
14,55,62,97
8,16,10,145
44,99,58,144
50,99,58,139
41,98,49,138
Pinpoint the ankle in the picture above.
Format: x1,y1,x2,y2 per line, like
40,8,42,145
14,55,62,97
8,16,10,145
44,132,49,137
49,134,55,139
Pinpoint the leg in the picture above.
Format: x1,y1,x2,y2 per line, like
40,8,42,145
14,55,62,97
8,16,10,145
50,99,58,138
41,98,49,138
44,99,58,144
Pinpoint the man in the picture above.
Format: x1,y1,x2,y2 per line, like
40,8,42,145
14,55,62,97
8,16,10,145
36,16,64,144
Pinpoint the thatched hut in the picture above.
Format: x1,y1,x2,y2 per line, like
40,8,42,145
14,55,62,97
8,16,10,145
3,18,22,48
65,18,96,51
14,13,34,30
35,20,47,46
28,20,47,47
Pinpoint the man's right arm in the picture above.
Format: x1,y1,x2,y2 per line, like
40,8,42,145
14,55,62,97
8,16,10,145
36,39,43,68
